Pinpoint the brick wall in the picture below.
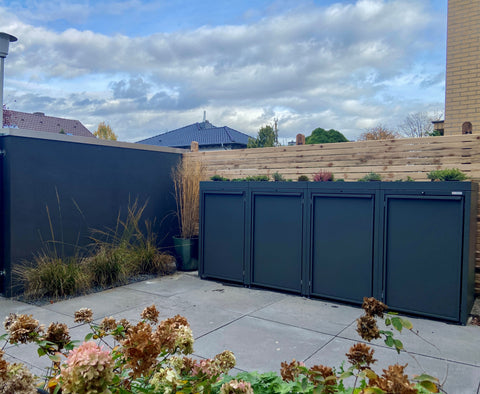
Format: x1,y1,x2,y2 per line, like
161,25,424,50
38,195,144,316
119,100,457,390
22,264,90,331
444,0,480,135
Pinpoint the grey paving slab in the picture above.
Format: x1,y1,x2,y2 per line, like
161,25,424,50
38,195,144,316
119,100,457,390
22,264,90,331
306,337,480,394
2,272,480,394
124,272,219,296
250,295,362,335
169,284,287,315
42,287,160,319
170,301,244,339
193,315,334,373
339,313,480,366
3,342,53,373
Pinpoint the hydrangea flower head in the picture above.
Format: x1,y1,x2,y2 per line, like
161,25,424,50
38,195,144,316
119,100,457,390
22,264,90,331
60,341,114,394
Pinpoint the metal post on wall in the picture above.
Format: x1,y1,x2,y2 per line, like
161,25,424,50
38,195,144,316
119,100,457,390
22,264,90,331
0,32,17,129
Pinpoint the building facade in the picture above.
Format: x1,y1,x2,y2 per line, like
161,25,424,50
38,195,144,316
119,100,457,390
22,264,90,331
444,0,480,135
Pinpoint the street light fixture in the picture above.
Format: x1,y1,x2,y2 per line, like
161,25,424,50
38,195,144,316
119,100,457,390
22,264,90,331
0,32,17,129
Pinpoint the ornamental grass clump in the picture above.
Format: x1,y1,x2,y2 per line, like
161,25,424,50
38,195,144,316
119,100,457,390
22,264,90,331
14,253,90,299
15,199,175,300
172,159,207,238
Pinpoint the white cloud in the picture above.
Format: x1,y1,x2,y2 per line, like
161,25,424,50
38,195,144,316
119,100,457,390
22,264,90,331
0,0,446,141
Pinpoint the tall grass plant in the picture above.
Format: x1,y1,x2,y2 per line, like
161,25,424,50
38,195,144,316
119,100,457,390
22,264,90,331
172,158,206,238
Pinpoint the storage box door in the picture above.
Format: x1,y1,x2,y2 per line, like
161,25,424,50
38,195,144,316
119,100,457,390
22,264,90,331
383,195,464,321
310,194,375,303
201,192,245,283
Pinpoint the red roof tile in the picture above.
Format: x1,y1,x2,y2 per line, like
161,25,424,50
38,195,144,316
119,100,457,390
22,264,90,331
3,110,94,138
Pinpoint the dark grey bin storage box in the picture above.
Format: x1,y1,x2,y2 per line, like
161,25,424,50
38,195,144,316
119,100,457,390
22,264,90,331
249,183,306,294
307,182,381,304
199,181,477,324
199,182,248,284
380,182,477,324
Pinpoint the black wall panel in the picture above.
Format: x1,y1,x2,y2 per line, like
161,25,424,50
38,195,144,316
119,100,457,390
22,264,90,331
0,134,180,296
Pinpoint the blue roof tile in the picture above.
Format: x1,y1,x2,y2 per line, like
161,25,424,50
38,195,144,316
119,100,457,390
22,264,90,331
137,121,251,148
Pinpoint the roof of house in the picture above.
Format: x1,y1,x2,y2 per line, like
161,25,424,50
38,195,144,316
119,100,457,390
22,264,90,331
3,110,94,138
137,121,251,148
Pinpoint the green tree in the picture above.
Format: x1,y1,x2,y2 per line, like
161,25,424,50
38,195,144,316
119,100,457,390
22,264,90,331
247,125,277,148
305,127,348,144
94,121,118,140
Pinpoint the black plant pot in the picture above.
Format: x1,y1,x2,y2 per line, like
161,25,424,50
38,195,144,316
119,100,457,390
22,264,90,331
173,236,199,271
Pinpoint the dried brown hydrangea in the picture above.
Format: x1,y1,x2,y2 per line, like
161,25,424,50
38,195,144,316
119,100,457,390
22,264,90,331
99,316,117,332
5,313,44,344
121,321,162,378
44,322,71,352
356,315,380,342
215,350,236,372
308,364,337,393
0,350,8,380
171,356,197,375
3,313,18,331
346,343,377,368
280,359,305,382
0,362,38,394
362,297,388,318
370,364,418,394
112,318,131,341
155,314,193,355
141,304,159,324
74,308,93,324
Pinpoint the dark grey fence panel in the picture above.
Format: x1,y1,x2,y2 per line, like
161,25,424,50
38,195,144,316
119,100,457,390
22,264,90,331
1,133,181,296
200,188,246,283
310,194,375,303
251,192,303,293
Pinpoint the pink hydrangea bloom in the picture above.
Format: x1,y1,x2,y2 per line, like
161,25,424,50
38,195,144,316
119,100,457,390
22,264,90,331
61,341,114,394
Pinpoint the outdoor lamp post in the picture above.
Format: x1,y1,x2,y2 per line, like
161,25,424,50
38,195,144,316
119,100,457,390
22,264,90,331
0,32,17,129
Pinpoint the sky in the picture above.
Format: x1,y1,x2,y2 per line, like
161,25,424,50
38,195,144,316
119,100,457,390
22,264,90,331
0,0,448,142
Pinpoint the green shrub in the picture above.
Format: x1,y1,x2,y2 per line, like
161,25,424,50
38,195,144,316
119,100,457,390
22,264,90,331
395,176,415,182
272,172,286,182
358,172,382,182
244,175,270,181
210,175,230,181
15,254,90,298
297,175,310,181
427,168,467,181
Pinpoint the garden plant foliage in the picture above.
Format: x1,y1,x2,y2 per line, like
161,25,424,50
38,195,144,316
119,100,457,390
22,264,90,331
0,298,441,393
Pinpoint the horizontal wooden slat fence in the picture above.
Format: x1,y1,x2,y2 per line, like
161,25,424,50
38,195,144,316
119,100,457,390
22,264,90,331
185,134,480,293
